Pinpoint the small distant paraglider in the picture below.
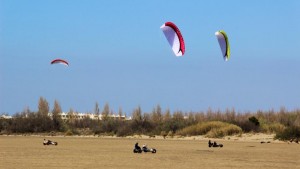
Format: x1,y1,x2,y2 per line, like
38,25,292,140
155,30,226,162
215,30,230,61
160,22,185,57
51,59,69,66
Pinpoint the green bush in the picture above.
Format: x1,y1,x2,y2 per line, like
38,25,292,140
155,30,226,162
249,116,260,126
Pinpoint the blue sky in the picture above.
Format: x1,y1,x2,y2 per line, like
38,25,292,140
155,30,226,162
1,0,300,115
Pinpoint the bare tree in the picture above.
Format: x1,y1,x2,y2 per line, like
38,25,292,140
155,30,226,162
132,106,142,121
118,107,123,120
52,100,63,131
151,104,162,124
66,108,77,132
173,111,184,121
94,102,100,122
101,103,110,121
67,108,75,123
163,109,171,122
38,97,49,117
36,97,51,131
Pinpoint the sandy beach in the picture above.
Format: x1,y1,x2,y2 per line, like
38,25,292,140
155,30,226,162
1,134,299,169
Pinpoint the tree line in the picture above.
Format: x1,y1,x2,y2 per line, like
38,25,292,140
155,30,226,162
0,97,299,140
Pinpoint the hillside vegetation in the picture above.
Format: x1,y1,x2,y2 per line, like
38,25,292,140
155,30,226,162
1,97,300,140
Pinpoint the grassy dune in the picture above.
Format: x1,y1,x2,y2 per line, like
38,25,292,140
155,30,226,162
0,136,299,169
176,121,242,137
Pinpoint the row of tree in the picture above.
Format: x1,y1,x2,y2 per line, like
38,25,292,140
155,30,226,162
1,97,300,140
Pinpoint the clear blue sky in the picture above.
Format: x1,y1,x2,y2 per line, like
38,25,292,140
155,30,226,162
1,0,300,115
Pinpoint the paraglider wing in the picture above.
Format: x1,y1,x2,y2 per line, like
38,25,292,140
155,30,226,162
160,22,185,57
215,31,230,61
51,59,69,66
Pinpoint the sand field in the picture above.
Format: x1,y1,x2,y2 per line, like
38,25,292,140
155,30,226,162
0,135,299,169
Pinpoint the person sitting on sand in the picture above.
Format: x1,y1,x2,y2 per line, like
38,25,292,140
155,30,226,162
43,139,53,144
142,144,148,150
213,141,217,147
208,140,213,147
135,142,141,150
45,139,52,143
43,139,52,145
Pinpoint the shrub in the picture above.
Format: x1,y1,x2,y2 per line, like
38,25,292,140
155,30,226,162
176,121,242,138
116,123,132,137
65,129,73,136
160,131,167,139
275,126,300,140
49,131,56,136
206,128,224,138
249,116,260,126
168,131,174,137
206,125,242,138
92,126,102,135
236,121,259,132
260,122,286,134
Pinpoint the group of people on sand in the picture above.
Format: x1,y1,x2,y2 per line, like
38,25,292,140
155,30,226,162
208,140,223,147
43,139,57,145
134,142,148,150
134,142,157,153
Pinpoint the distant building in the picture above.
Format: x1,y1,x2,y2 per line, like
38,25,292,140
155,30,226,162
0,115,12,119
56,112,130,121
0,112,131,121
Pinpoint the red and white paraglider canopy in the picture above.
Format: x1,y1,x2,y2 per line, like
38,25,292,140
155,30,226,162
160,22,185,57
51,59,69,66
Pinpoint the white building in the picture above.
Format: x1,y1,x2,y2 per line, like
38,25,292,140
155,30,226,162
57,112,129,121
0,115,12,119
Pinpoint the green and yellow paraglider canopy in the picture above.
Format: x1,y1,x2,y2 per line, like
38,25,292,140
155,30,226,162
215,30,230,61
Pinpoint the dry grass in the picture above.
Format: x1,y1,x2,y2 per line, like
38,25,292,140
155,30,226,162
0,135,299,169
177,121,242,137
